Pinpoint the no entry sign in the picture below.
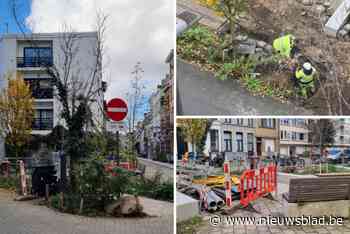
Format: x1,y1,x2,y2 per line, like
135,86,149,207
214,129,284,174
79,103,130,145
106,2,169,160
106,98,128,122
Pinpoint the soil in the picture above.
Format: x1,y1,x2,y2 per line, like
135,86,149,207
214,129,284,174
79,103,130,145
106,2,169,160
242,0,350,114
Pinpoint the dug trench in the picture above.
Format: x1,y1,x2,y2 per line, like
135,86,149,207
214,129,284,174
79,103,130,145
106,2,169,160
243,0,350,114
183,0,350,114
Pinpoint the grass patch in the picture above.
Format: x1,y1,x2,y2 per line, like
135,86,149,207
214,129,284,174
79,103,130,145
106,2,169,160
294,164,350,175
177,25,292,99
177,216,204,234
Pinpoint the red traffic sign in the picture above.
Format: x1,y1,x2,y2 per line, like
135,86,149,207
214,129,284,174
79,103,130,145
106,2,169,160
106,98,128,122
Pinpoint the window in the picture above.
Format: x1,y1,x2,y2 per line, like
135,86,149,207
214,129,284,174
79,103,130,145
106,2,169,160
292,132,297,140
236,119,244,126
24,78,53,99
223,131,232,152
299,133,305,141
247,133,254,153
248,119,254,128
262,119,274,128
210,130,219,152
33,109,53,130
20,47,53,67
224,119,232,123
280,130,284,139
236,132,243,152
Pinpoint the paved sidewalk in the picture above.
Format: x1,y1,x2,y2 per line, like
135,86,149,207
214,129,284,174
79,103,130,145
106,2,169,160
177,59,311,115
193,176,350,234
0,189,173,234
177,0,224,29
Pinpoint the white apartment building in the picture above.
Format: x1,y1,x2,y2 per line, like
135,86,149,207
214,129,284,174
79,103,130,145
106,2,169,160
203,118,256,159
279,119,310,156
331,118,350,149
0,32,104,158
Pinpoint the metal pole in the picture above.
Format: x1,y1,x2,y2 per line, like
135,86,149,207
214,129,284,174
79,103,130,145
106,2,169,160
116,130,120,166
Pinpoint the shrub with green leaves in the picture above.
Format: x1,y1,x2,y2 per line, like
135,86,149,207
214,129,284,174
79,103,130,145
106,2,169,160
0,176,18,190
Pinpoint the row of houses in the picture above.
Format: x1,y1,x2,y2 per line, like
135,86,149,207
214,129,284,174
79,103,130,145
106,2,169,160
177,118,350,159
135,50,174,162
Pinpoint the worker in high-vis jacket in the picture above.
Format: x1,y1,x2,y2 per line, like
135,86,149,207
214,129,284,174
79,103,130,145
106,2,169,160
295,62,316,98
273,34,296,58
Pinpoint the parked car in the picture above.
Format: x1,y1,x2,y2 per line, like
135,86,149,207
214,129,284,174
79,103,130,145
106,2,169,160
326,149,344,163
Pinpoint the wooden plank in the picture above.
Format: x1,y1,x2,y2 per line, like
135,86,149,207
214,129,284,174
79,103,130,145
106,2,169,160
288,177,350,202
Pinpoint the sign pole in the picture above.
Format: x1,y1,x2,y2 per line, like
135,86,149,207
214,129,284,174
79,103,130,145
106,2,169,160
116,130,120,166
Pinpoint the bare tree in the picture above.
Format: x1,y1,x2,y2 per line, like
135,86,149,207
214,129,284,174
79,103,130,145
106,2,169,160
10,2,109,189
125,62,146,162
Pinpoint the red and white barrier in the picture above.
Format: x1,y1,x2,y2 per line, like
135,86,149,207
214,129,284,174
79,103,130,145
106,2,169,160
239,164,277,207
223,161,232,208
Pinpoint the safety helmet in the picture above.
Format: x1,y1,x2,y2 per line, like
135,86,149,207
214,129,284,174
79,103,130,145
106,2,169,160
302,62,313,75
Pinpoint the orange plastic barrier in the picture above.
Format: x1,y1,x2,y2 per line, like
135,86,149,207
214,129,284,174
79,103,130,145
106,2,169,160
239,164,277,207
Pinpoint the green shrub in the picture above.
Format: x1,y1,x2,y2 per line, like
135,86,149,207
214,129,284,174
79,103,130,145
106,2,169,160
0,176,18,190
126,172,173,202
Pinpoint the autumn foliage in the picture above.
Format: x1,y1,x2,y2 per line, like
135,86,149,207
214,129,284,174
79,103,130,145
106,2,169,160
0,73,34,157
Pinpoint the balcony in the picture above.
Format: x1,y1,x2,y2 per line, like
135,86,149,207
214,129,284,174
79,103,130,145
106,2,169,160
31,88,53,99
17,56,53,68
32,118,53,130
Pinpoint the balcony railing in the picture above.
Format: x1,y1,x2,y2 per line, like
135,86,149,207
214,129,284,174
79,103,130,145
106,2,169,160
17,57,53,68
32,118,53,130
31,88,53,99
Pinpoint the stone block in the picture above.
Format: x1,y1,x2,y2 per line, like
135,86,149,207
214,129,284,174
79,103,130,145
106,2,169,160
325,0,350,37
176,191,200,222
283,198,350,218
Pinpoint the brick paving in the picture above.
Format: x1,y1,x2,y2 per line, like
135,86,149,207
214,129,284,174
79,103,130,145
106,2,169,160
0,189,173,234
194,187,350,234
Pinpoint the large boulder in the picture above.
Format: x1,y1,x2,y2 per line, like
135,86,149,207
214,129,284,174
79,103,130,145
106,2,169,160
105,195,143,216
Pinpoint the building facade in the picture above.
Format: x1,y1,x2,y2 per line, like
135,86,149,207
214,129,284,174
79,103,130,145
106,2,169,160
332,119,350,149
279,119,310,156
160,49,174,161
203,118,256,160
255,119,279,157
0,32,104,157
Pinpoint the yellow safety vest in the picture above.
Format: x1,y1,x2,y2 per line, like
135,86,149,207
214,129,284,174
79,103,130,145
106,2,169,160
273,34,294,58
295,68,315,85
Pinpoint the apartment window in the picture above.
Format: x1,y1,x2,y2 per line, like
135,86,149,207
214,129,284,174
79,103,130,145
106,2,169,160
210,129,219,152
248,119,254,128
33,109,53,130
18,47,53,67
24,78,53,99
299,133,305,141
223,131,232,152
247,133,254,153
236,132,243,152
292,132,297,140
262,119,274,128
280,130,284,139
224,119,232,123
236,119,244,126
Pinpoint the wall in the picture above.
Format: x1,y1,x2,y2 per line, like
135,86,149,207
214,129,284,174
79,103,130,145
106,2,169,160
138,158,173,183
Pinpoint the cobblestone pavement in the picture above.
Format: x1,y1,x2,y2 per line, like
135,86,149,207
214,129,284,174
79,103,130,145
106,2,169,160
0,189,173,234
193,177,350,234
196,197,350,234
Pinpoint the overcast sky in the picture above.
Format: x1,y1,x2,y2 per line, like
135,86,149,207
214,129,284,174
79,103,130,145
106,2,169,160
25,0,174,108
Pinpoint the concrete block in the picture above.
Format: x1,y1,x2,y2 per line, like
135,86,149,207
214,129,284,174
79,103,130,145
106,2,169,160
283,199,350,218
325,0,350,37
176,191,200,222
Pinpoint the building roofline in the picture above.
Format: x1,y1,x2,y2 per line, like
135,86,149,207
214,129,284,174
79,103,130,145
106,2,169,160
1,31,97,39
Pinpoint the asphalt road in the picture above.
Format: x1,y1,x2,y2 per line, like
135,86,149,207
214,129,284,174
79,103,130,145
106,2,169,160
0,189,173,234
177,59,312,116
